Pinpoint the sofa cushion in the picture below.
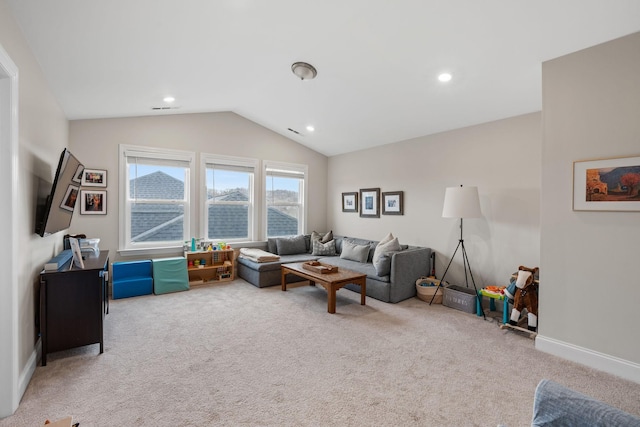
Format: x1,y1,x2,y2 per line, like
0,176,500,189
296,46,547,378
373,234,401,276
276,235,307,255
340,240,369,263
267,238,278,254
318,256,390,282
312,239,336,256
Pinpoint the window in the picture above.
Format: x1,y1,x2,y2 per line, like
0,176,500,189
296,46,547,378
201,154,257,242
119,145,195,253
264,161,307,237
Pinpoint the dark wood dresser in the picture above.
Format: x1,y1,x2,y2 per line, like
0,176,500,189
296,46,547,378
40,250,109,366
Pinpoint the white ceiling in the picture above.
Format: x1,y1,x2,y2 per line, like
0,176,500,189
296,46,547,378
7,1,640,156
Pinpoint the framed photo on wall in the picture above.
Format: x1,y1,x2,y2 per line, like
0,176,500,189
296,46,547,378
60,184,80,212
382,191,403,215
342,192,358,212
81,168,107,187
359,188,380,218
72,164,84,184
573,155,640,211
80,190,107,215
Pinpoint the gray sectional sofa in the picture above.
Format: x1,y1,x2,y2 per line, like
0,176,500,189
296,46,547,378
237,233,431,303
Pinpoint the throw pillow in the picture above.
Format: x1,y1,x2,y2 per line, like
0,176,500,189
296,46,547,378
373,234,401,276
310,231,333,253
311,230,333,243
312,239,336,256
340,240,369,263
276,235,307,255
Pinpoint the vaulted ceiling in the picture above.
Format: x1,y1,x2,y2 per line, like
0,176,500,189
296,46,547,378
7,0,640,156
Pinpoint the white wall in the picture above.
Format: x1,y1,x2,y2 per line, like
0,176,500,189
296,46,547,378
68,112,328,261
328,113,541,289
0,0,70,417
538,32,640,379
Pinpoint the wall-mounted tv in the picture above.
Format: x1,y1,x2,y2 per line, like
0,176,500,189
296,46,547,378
35,148,84,237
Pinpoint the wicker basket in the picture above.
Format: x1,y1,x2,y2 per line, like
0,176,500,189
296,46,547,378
416,283,443,304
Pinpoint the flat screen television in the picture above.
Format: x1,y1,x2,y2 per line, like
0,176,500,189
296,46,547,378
35,148,84,237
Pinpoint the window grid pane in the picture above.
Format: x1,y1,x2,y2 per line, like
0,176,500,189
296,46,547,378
130,202,185,243
122,147,192,249
129,164,186,201
266,173,303,237
205,164,253,240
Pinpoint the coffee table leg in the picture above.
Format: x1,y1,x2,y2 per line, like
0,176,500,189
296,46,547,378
360,279,366,305
328,285,337,314
281,269,287,291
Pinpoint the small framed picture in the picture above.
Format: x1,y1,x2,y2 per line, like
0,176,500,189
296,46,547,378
68,236,85,269
359,188,380,218
72,164,84,184
342,192,358,212
81,168,107,187
80,190,107,215
60,184,80,212
382,191,404,215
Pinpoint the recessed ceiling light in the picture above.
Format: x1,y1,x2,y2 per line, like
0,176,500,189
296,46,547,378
163,96,175,103
438,73,452,82
306,125,315,132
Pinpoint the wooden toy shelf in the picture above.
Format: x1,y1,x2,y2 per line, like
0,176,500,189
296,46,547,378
184,249,234,286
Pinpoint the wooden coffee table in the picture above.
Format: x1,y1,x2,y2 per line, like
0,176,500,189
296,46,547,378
281,262,366,314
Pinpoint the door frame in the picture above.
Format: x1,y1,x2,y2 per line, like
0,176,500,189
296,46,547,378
0,43,20,417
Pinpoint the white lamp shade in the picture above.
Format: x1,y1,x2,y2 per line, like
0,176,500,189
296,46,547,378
442,186,481,218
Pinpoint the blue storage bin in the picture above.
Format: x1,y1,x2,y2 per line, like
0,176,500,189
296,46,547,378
112,260,153,299
152,257,189,295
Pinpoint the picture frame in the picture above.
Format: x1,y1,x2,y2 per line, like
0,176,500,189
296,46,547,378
60,184,79,212
81,168,107,187
68,236,85,269
382,191,404,215
72,164,84,184
573,155,640,211
359,188,380,218
80,190,107,215
342,192,358,212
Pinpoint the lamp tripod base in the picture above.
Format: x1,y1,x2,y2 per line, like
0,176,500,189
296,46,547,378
429,238,485,319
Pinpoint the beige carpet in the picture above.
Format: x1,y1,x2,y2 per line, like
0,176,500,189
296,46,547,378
2,279,639,427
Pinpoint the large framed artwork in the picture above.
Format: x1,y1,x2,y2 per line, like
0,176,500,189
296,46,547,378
359,188,380,218
342,192,358,212
382,191,403,215
573,155,640,211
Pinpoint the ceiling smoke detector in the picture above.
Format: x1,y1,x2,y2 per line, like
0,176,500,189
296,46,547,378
291,62,317,80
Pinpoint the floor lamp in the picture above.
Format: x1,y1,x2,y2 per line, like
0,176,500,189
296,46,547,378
429,185,485,319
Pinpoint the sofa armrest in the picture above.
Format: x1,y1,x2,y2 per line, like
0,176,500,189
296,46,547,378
388,247,431,302
531,379,640,427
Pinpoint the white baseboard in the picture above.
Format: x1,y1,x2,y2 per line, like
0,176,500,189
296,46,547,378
536,334,640,384
17,339,39,401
